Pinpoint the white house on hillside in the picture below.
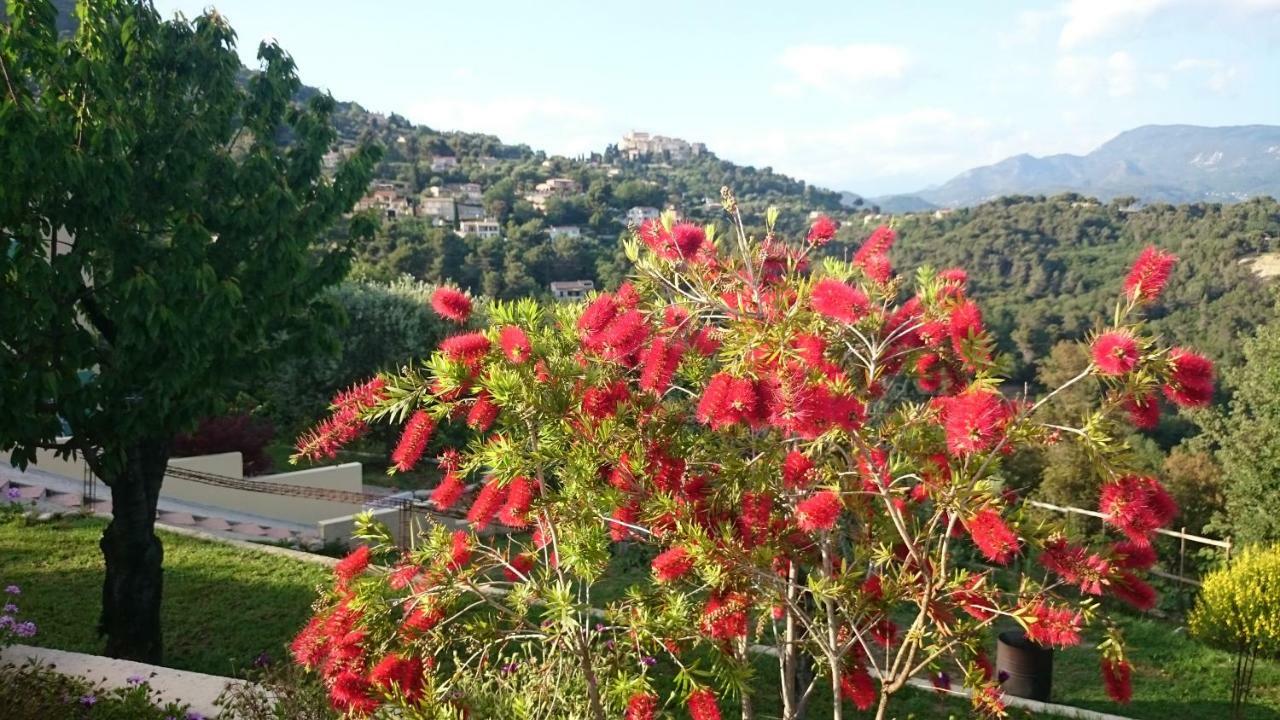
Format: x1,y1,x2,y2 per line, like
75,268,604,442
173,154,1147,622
550,280,594,301
548,226,582,240
459,219,502,239
626,206,661,225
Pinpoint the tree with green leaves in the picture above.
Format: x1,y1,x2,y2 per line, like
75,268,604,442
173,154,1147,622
0,0,378,662
1217,294,1280,546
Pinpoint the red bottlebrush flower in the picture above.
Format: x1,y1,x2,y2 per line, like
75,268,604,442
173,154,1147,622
1099,474,1178,542
861,253,893,284
466,478,508,530
862,575,884,601
431,286,472,323
948,300,985,356
387,562,420,590
967,508,1020,564
295,380,387,461
503,552,537,582
811,278,870,323
610,503,640,541
1111,570,1157,610
290,615,326,667
972,684,1006,718
857,225,897,260
696,372,735,428
578,292,619,335
738,491,773,548
335,545,371,584
497,476,534,527
1039,537,1110,595
807,215,839,245
871,617,899,647
953,575,996,621
1124,245,1178,303
431,471,466,511
652,546,694,582
594,309,650,362
467,392,499,432
796,490,842,532
1111,540,1158,569
791,333,827,365
783,451,816,490
402,604,444,637
1024,602,1083,648
440,332,491,364
391,410,435,472
1093,331,1140,376
701,591,749,641
1163,347,1214,407
671,222,706,259
840,666,877,711
582,379,630,419
625,693,659,720
1123,393,1161,430
939,267,968,286
437,448,462,472
330,670,378,715
447,530,472,571
608,456,637,492
691,326,722,356
617,281,641,309
1101,658,1133,704
499,325,532,363
687,688,722,720
370,653,424,702
938,387,1011,457
640,336,685,394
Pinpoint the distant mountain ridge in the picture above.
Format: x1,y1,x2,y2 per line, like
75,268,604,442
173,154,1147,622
873,125,1280,210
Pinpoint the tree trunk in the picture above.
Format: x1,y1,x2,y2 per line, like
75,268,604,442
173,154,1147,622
97,436,170,664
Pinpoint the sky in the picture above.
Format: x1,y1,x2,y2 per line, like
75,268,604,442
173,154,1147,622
154,0,1280,196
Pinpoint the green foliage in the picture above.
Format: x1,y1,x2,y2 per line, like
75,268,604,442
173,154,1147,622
1215,299,1280,546
0,0,380,472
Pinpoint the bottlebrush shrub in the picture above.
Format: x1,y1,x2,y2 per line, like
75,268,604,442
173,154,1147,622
292,191,1209,720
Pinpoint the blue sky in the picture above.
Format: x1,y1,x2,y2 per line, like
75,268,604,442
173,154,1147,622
155,0,1279,195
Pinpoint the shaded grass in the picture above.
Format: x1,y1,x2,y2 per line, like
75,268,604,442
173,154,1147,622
0,515,329,677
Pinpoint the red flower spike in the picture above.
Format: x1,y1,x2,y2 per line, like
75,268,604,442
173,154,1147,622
652,546,694,582
466,478,508,530
948,300,986,357
807,215,839,246
1099,474,1178,542
1111,540,1157,569
1093,331,1140,376
811,278,870,324
796,490,842,532
1111,570,1157,610
431,472,465,511
1102,658,1133,704
578,292,619,335
625,693,659,720
967,508,1020,564
330,670,379,715
466,393,499,432
440,332,491,363
938,387,1011,457
447,530,472,571
840,666,877,711
335,545,371,584
497,476,534,527
430,286,472,323
701,591,749,640
499,325,532,363
783,451,817,490
1124,393,1161,430
1024,601,1083,647
503,552,536,582
1124,245,1178,303
370,654,424,703
1164,348,1214,407
687,688,722,720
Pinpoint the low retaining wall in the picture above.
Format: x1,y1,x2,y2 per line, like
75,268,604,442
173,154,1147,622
0,644,248,717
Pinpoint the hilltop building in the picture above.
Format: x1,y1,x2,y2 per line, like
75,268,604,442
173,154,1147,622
619,131,706,162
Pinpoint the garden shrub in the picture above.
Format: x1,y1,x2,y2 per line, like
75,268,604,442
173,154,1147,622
289,196,1211,719
0,660,196,720
172,413,277,476
1189,544,1280,718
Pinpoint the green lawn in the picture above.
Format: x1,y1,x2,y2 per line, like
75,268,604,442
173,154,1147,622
0,515,329,677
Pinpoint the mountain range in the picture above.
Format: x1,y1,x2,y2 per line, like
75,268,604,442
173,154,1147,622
872,125,1280,212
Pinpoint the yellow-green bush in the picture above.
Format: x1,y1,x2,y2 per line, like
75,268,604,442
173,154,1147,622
1188,545,1280,717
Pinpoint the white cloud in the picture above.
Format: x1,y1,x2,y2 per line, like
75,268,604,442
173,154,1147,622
405,97,611,155
1173,57,1243,93
775,44,912,96
1055,51,1155,97
1000,8,1063,47
1058,0,1280,47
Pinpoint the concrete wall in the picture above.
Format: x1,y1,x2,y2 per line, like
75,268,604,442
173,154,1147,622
161,462,366,525
168,451,244,479
29,446,89,481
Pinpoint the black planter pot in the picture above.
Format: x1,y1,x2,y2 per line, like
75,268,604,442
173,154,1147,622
996,630,1054,701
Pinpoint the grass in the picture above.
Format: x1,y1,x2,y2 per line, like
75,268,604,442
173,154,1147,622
4,515,1278,718
0,515,329,677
